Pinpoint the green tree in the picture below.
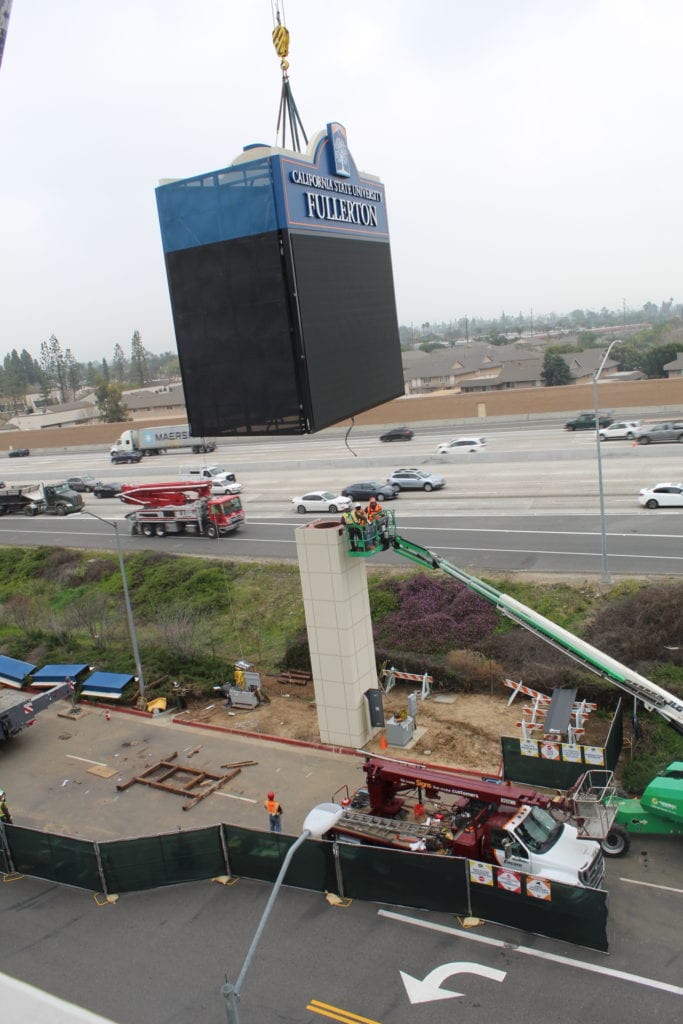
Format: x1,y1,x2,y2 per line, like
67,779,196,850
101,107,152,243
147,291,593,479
112,343,127,383
130,330,149,387
541,351,572,386
94,380,128,422
640,343,683,378
2,350,29,413
39,334,70,403
65,351,82,400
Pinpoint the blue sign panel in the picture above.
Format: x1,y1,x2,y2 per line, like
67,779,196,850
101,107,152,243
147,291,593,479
272,122,389,240
156,123,389,254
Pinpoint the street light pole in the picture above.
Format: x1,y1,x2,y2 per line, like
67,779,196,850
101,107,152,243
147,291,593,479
592,339,621,585
222,803,343,1023
81,510,145,699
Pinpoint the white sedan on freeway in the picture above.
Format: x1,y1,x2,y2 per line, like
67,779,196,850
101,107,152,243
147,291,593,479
292,491,352,514
436,436,486,454
638,482,683,509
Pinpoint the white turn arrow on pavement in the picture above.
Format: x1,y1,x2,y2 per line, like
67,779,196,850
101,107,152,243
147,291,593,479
400,961,507,1004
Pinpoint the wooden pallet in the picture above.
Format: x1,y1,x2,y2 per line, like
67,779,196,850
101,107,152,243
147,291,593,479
276,669,312,687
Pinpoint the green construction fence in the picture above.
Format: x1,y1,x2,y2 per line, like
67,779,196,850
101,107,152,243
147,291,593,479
0,821,608,952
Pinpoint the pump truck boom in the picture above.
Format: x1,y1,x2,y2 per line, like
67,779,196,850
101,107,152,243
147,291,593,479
332,753,608,887
343,512,683,736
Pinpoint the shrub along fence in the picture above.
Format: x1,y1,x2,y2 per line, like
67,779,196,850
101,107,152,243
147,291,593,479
0,820,608,953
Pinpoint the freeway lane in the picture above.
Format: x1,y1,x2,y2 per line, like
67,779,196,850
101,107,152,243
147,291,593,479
0,510,681,576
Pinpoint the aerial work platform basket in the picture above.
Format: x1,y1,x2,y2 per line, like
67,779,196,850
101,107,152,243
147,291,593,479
342,509,397,557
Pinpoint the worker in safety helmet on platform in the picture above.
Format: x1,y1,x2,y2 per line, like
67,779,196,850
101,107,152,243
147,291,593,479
352,504,368,527
0,788,12,824
365,496,383,522
365,495,390,550
352,503,371,550
340,507,360,551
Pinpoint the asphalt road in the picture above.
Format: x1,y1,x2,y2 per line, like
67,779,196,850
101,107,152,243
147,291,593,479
1,709,681,1024
1,508,682,577
0,422,682,574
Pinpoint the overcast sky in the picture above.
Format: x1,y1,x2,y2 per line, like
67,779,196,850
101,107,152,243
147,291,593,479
1,0,682,362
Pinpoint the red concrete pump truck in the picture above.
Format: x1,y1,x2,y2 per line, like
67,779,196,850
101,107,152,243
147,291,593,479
119,481,244,539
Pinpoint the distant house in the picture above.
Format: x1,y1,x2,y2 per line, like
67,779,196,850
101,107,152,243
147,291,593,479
560,351,620,384
5,381,187,432
121,384,186,418
403,343,543,395
459,357,544,393
8,397,100,431
664,354,683,378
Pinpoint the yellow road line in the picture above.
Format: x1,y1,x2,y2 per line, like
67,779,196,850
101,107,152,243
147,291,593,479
306,999,382,1024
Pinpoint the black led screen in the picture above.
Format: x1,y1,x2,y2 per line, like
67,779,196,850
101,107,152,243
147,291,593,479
285,231,404,432
165,231,303,437
165,228,404,436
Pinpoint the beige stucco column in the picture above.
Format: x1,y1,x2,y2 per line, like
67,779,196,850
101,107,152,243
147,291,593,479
295,519,377,747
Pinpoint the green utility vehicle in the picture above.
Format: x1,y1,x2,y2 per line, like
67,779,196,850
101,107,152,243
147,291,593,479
614,762,683,844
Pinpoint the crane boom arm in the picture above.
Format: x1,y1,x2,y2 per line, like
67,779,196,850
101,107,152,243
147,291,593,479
390,533,683,735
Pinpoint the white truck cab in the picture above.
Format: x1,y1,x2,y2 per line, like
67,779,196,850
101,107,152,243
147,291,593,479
178,465,242,494
492,805,604,888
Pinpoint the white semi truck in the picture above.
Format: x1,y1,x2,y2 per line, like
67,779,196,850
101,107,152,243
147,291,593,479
110,424,216,458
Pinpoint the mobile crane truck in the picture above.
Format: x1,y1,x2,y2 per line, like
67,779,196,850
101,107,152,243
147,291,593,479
332,753,608,887
120,481,244,538
340,511,683,858
1,682,72,742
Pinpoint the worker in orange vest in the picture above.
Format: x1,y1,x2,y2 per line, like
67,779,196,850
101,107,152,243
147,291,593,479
264,791,283,832
365,496,383,522
365,495,389,549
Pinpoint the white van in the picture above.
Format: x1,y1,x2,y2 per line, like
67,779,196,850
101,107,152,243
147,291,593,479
178,466,242,494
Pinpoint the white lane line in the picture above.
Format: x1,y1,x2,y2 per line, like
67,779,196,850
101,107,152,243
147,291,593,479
378,909,683,997
213,792,257,803
620,877,683,894
65,755,108,767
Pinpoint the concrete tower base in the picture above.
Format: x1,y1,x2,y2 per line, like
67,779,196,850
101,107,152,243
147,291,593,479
295,520,377,748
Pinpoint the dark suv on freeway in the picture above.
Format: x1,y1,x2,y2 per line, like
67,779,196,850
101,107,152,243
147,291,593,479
565,413,614,431
379,426,414,442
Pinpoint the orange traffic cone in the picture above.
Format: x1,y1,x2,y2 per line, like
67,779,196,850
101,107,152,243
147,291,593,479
380,732,388,750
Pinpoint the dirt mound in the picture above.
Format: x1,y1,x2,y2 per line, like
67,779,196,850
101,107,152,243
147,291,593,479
183,680,609,772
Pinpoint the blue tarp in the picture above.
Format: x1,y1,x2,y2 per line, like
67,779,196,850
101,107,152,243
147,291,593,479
31,664,90,688
80,671,135,700
0,654,36,688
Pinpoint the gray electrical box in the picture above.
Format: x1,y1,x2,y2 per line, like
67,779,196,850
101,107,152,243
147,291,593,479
364,688,384,727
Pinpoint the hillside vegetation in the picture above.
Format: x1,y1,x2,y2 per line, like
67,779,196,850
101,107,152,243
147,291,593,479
0,546,680,791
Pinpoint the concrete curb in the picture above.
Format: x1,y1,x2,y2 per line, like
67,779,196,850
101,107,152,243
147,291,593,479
172,714,359,758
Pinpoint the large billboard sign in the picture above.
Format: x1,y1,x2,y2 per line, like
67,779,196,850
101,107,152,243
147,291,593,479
156,123,404,437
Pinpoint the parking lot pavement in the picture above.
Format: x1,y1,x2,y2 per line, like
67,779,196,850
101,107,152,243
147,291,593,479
0,703,363,841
